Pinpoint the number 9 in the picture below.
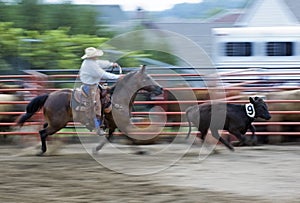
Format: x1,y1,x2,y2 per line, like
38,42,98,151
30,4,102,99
247,105,254,116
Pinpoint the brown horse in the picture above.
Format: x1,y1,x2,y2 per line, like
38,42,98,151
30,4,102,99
17,65,163,155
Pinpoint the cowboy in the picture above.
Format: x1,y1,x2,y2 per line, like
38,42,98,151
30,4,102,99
79,47,121,135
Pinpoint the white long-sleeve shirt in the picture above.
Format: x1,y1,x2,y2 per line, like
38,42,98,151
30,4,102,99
79,59,120,85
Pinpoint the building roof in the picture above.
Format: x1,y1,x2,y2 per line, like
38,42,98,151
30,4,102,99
235,0,299,27
208,11,244,23
285,0,300,22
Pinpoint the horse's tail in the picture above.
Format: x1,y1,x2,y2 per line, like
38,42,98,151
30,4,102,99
16,94,49,127
185,106,193,140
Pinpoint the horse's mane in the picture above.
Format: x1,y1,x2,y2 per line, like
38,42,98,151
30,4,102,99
109,70,138,95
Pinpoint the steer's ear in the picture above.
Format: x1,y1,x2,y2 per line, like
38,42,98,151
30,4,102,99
140,65,146,74
249,97,255,104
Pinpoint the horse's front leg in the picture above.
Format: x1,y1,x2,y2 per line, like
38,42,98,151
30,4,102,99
93,129,114,153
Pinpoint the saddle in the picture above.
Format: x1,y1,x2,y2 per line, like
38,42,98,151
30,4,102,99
71,85,89,112
70,84,112,112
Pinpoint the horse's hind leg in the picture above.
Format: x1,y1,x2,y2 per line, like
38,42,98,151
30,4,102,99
38,129,47,155
200,129,208,140
37,125,62,156
211,129,234,151
43,122,48,128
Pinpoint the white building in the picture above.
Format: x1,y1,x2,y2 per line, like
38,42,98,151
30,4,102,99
212,0,300,69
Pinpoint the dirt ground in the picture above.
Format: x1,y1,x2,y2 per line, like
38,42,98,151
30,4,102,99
0,139,299,203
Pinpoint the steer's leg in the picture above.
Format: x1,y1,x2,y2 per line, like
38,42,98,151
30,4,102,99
228,129,253,146
210,129,234,151
248,125,257,145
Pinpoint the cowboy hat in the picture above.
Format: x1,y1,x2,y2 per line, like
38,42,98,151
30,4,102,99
81,47,103,59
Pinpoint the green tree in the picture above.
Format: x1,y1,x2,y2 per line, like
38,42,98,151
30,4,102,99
0,22,110,71
0,22,24,58
0,1,103,36
16,0,42,30
42,4,99,35
19,28,109,69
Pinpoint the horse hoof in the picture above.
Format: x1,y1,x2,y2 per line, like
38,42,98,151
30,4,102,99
92,148,99,155
36,151,45,156
134,150,148,155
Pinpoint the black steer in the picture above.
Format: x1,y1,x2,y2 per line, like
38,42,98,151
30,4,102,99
185,97,271,151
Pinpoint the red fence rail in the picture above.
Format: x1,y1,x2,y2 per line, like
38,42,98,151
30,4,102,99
0,70,299,140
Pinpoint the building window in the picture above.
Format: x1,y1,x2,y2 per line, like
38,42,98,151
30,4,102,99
225,42,252,56
266,42,293,56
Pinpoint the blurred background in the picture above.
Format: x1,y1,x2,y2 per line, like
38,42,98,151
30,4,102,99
0,2,300,202
0,0,299,144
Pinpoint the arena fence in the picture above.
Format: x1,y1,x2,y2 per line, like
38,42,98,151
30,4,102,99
0,67,299,143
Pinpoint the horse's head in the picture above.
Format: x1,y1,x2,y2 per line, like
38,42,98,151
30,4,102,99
135,65,163,96
110,65,163,137
250,96,271,120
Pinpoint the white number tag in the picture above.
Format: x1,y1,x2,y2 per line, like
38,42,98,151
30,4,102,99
245,103,255,118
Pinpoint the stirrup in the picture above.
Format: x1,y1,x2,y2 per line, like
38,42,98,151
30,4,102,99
96,128,105,136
